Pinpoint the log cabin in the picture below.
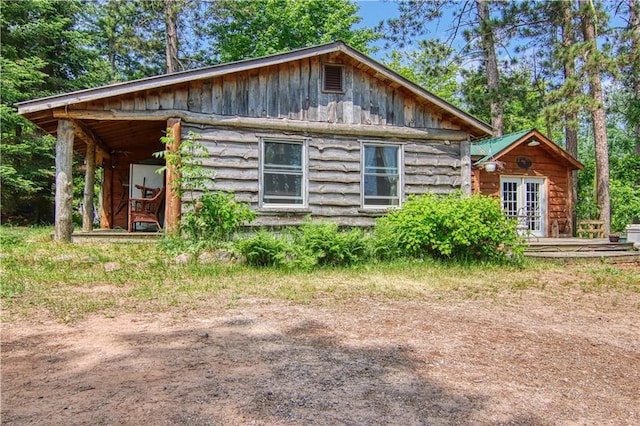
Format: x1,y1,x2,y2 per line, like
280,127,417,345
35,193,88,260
471,129,584,238
16,41,494,241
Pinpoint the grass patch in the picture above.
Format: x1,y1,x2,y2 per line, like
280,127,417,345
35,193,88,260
2,226,639,322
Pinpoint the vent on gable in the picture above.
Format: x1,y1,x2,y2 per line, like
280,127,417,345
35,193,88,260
323,64,344,93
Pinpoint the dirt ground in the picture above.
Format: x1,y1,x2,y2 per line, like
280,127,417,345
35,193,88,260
2,282,639,425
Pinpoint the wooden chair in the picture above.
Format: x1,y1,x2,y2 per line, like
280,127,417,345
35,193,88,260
128,187,165,232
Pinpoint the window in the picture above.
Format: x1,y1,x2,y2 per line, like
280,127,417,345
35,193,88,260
362,144,401,207
261,139,306,206
323,64,344,93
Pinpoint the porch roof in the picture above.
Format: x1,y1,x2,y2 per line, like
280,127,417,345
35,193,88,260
471,128,584,170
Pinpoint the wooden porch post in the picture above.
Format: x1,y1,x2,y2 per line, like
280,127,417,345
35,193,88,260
165,118,182,235
54,119,74,242
100,165,113,229
82,141,96,231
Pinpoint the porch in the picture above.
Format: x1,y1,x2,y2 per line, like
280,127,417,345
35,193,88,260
524,238,640,263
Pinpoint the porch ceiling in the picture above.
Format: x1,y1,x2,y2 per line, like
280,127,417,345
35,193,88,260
25,110,165,160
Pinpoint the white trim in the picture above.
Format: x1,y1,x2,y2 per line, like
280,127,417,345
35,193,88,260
500,176,547,237
259,137,308,209
360,141,403,209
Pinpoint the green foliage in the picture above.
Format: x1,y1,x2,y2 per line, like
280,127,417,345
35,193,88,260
236,222,370,270
383,40,462,104
375,193,524,262
1,0,110,223
198,0,378,63
296,221,370,267
154,130,213,198
236,230,289,267
181,191,256,243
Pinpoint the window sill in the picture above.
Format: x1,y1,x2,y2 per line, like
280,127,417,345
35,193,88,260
357,208,397,215
258,207,312,214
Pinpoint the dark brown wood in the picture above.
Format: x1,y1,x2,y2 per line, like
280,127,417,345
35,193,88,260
55,119,74,242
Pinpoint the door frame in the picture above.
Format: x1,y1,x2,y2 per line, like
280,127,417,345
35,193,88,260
500,176,547,237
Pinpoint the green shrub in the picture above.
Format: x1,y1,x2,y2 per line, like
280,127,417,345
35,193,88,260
296,221,370,267
375,193,524,262
236,230,288,267
181,191,256,243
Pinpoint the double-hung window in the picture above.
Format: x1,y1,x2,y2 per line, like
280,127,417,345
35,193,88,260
261,139,306,206
362,143,401,207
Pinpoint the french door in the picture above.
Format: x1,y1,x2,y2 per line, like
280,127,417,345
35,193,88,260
501,177,546,237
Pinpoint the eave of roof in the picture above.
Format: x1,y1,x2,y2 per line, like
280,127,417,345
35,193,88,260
471,128,584,170
16,41,493,137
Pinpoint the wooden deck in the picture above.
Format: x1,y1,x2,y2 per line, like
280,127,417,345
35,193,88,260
72,229,162,243
525,238,639,263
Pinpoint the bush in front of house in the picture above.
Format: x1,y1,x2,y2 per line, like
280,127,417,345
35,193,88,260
236,221,371,269
295,221,370,267
374,193,524,262
181,191,256,243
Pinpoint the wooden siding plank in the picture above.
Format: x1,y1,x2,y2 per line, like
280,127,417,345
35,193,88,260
343,64,354,124
290,60,300,120
267,65,278,118
308,56,320,121
222,75,235,115
201,79,213,113
278,63,290,118
300,58,310,121
146,91,159,110
188,80,203,112
212,78,223,113
159,88,174,110
247,70,260,117
174,84,188,110
134,94,146,111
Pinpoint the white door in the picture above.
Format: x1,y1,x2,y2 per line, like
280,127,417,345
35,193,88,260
501,177,546,237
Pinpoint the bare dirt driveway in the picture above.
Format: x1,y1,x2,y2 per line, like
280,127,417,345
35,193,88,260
2,278,640,425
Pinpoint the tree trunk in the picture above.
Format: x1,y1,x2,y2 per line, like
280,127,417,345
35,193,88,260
476,0,503,137
54,119,74,242
561,1,579,235
580,0,610,235
164,0,179,73
630,0,640,155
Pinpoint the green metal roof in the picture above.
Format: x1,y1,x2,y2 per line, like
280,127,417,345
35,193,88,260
471,129,533,163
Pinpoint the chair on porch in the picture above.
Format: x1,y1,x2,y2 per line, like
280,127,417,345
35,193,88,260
128,186,165,232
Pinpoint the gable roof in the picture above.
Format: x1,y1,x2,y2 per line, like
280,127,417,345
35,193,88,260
471,128,584,170
16,41,492,137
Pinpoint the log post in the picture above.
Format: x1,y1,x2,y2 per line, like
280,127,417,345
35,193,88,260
165,118,182,235
460,137,472,197
82,141,96,232
100,165,113,229
54,119,74,242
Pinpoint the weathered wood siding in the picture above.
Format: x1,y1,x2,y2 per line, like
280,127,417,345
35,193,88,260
74,53,460,131
184,123,463,226
473,144,573,237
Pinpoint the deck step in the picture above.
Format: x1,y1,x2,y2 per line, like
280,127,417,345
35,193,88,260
525,242,633,252
525,250,640,263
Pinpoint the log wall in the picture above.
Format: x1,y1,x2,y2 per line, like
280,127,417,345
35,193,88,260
184,123,463,227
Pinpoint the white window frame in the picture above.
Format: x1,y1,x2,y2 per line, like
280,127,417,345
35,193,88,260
361,141,403,209
259,138,308,208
